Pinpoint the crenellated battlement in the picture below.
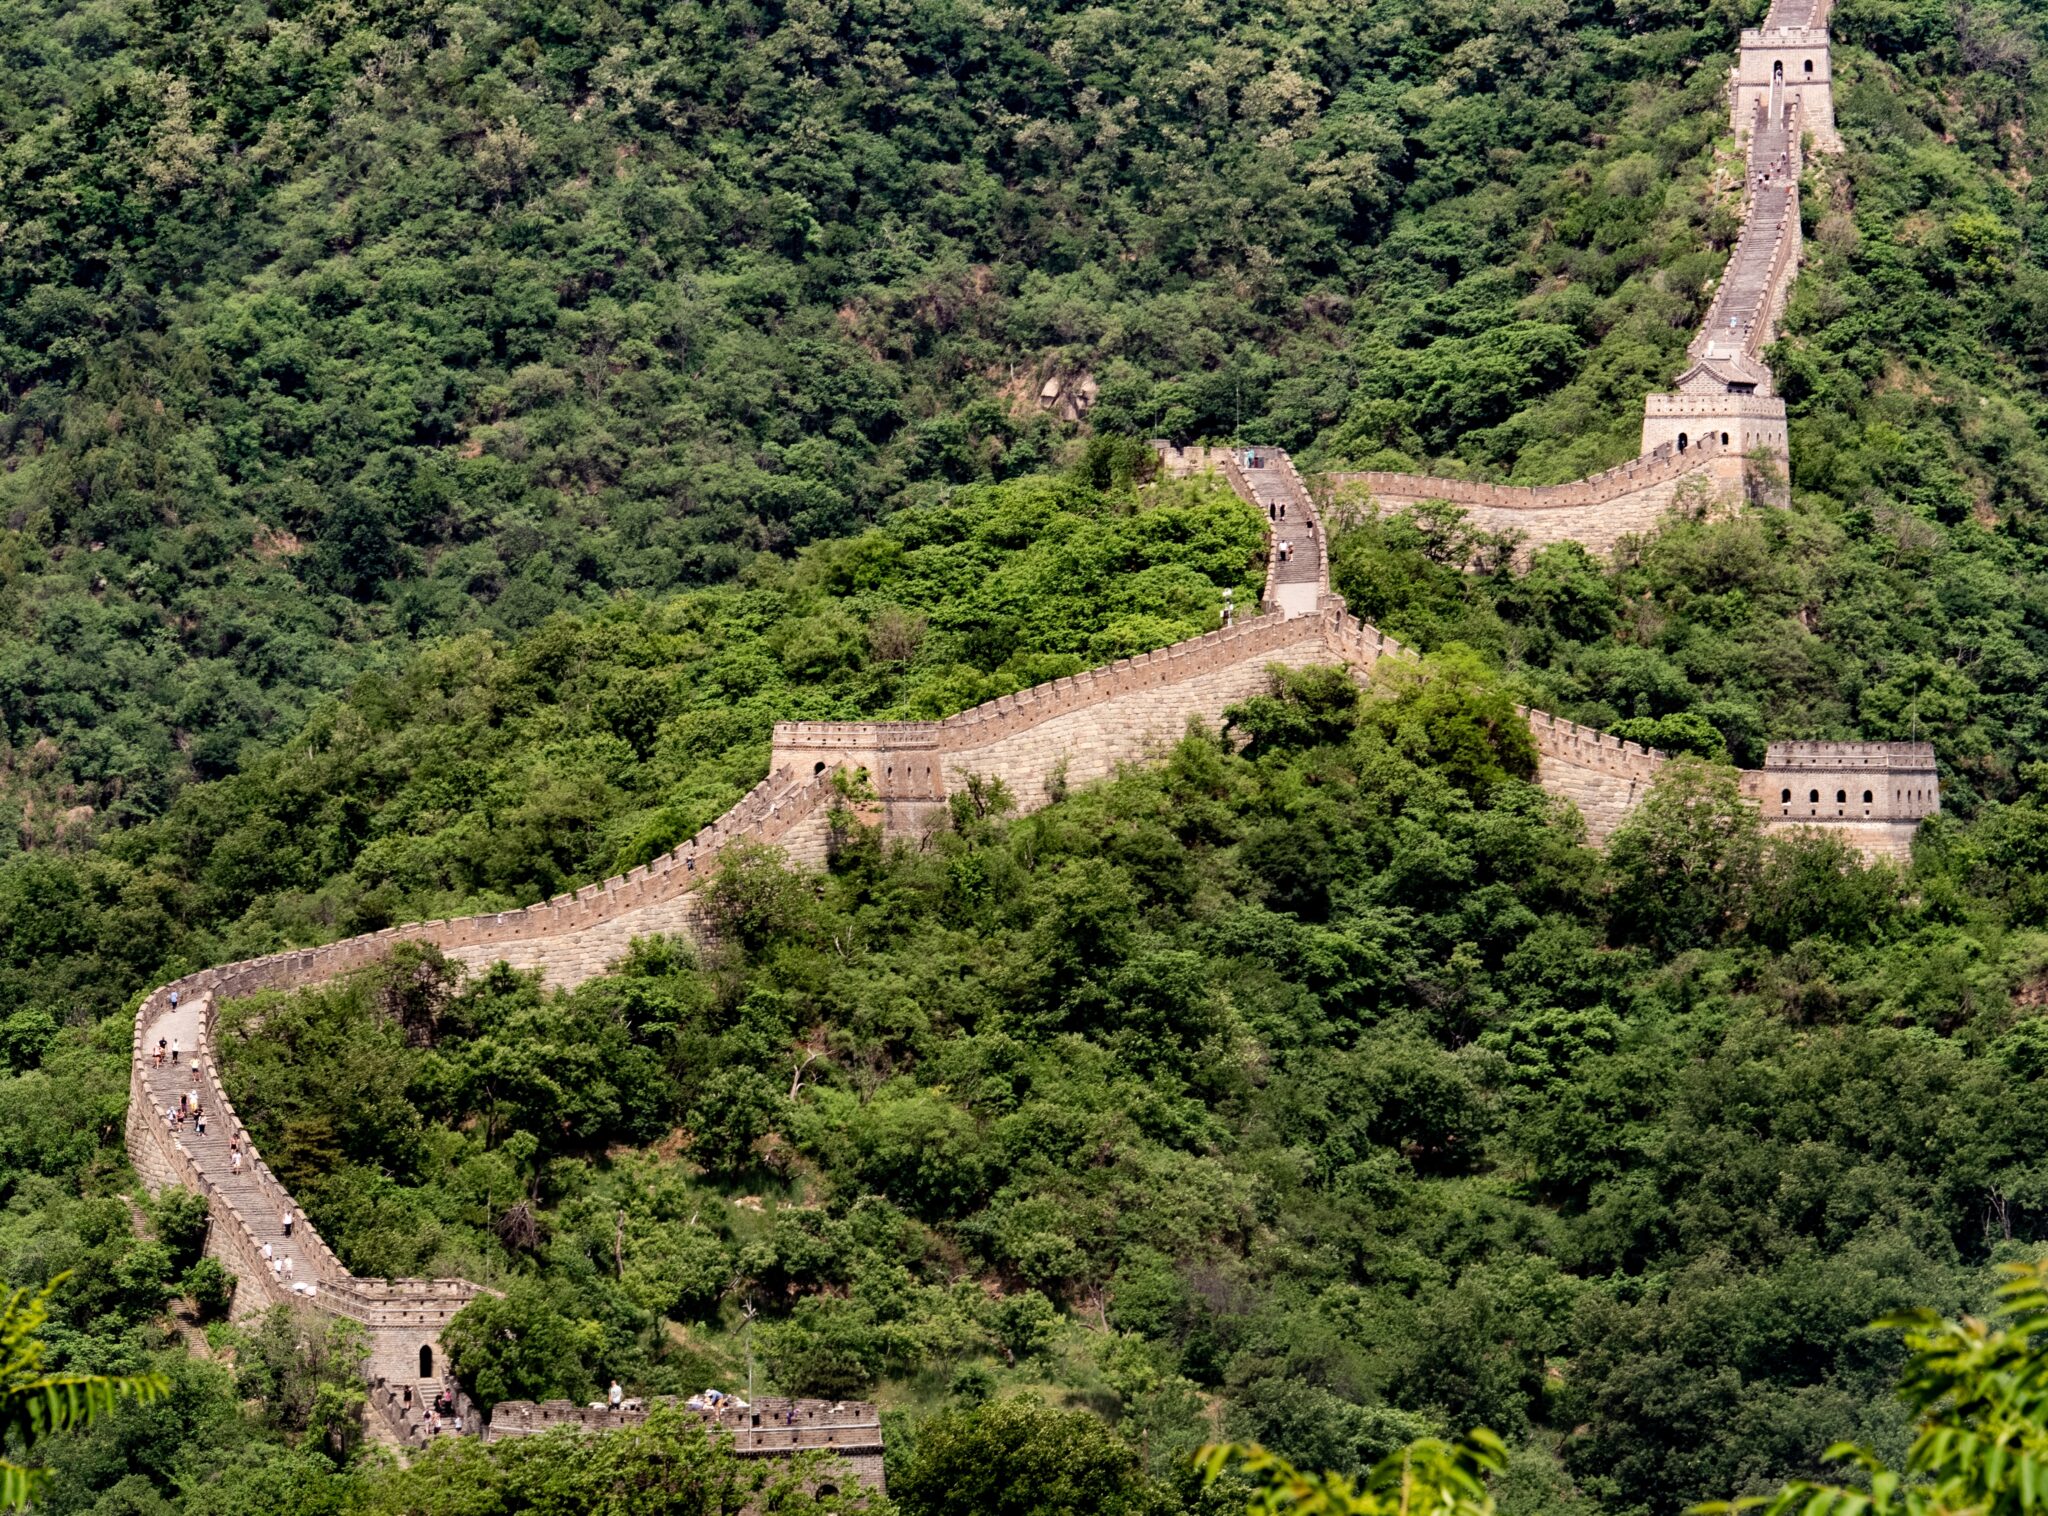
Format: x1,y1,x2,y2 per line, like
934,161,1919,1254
1308,7,1833,557
1325,433,1732,514
1763,740,1940,770
483,1395,883,1451
123,0,1908,1475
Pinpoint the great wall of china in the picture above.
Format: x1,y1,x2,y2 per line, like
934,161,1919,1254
1317,0,1833,558
122,0,1937,1491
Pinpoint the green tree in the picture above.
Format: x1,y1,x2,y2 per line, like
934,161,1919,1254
1,1276,169,1508
894,1397,1167,1516
1361,647,1537,796
1606,759,1764,952
1702,1257,2048,1516
442,1283,604,1408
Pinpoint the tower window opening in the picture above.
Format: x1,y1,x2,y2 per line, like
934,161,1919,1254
1808,789,1819,803
1721,431,1731,445
1678,432,1689,451
1863,789,1873,804
1780,788,1791,803
1835,789,1846,803
1804,59,1813,74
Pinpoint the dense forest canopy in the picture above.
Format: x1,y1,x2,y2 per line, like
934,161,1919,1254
6,0,2048,1511
0,0,1787,828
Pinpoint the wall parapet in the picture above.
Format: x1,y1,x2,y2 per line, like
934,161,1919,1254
483,1395,884,1453
1321,434,1732,517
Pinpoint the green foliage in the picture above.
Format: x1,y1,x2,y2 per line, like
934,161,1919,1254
895,1396,1166,1516
149,1192,210,1274
441,1285,606,1409
1360,648,1538,798
345,1404,875,1516
0,1275,168,1509
0,0,1744,845
1198,1431,1506,1515
15,0,2048,1509
0,473,1257,1041
180,1259,234,1323
1607,760,1767,953
1701,1257,2048,1516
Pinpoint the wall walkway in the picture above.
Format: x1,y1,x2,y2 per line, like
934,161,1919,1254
1318,3,1840,557
125,4,1918,1485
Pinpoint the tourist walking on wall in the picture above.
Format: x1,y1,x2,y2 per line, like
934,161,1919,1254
282,1209,293,1240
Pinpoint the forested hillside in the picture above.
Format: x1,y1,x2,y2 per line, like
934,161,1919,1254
10,0,2048,1513
0,0,1800,832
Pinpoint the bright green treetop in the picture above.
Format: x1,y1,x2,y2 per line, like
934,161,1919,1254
1,1274,169,1509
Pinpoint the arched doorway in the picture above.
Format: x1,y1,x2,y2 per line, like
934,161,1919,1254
420,1344,434,1379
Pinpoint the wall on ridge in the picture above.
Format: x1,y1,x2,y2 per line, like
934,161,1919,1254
771,610,1402,830
771,603,1682,847
125,768,845,1415
935,620,1336,806
1321,449,1757,562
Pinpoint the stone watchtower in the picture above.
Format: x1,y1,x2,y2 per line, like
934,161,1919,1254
1732,24,1841,151
1744,741,1940,862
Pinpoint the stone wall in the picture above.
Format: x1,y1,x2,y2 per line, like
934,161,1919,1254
120,3,1908,1476
485,1396,886,1494
125,766,851,1456
770,610,1383,830
1517,709,1671,843
1321,445,1757,562
1298,2,1834,559
1734,25,1840,149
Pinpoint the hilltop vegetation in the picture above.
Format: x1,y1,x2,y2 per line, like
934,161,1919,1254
1,0,1770,834
0,472,1259,1038
7,0,2048,1512
203,665,2048,1516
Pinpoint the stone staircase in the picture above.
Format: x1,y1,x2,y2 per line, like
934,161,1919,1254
1223,449,1326,616
1693,102,1802,366
146,999,332,1297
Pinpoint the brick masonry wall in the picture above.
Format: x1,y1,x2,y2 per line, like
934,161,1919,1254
1323,450,1756,562
937,620,1339,806
121,5,1890,1473
1516,708,1670,843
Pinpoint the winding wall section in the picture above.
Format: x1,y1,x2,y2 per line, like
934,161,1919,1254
125,2,1927,1480
1315,5,1838,558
